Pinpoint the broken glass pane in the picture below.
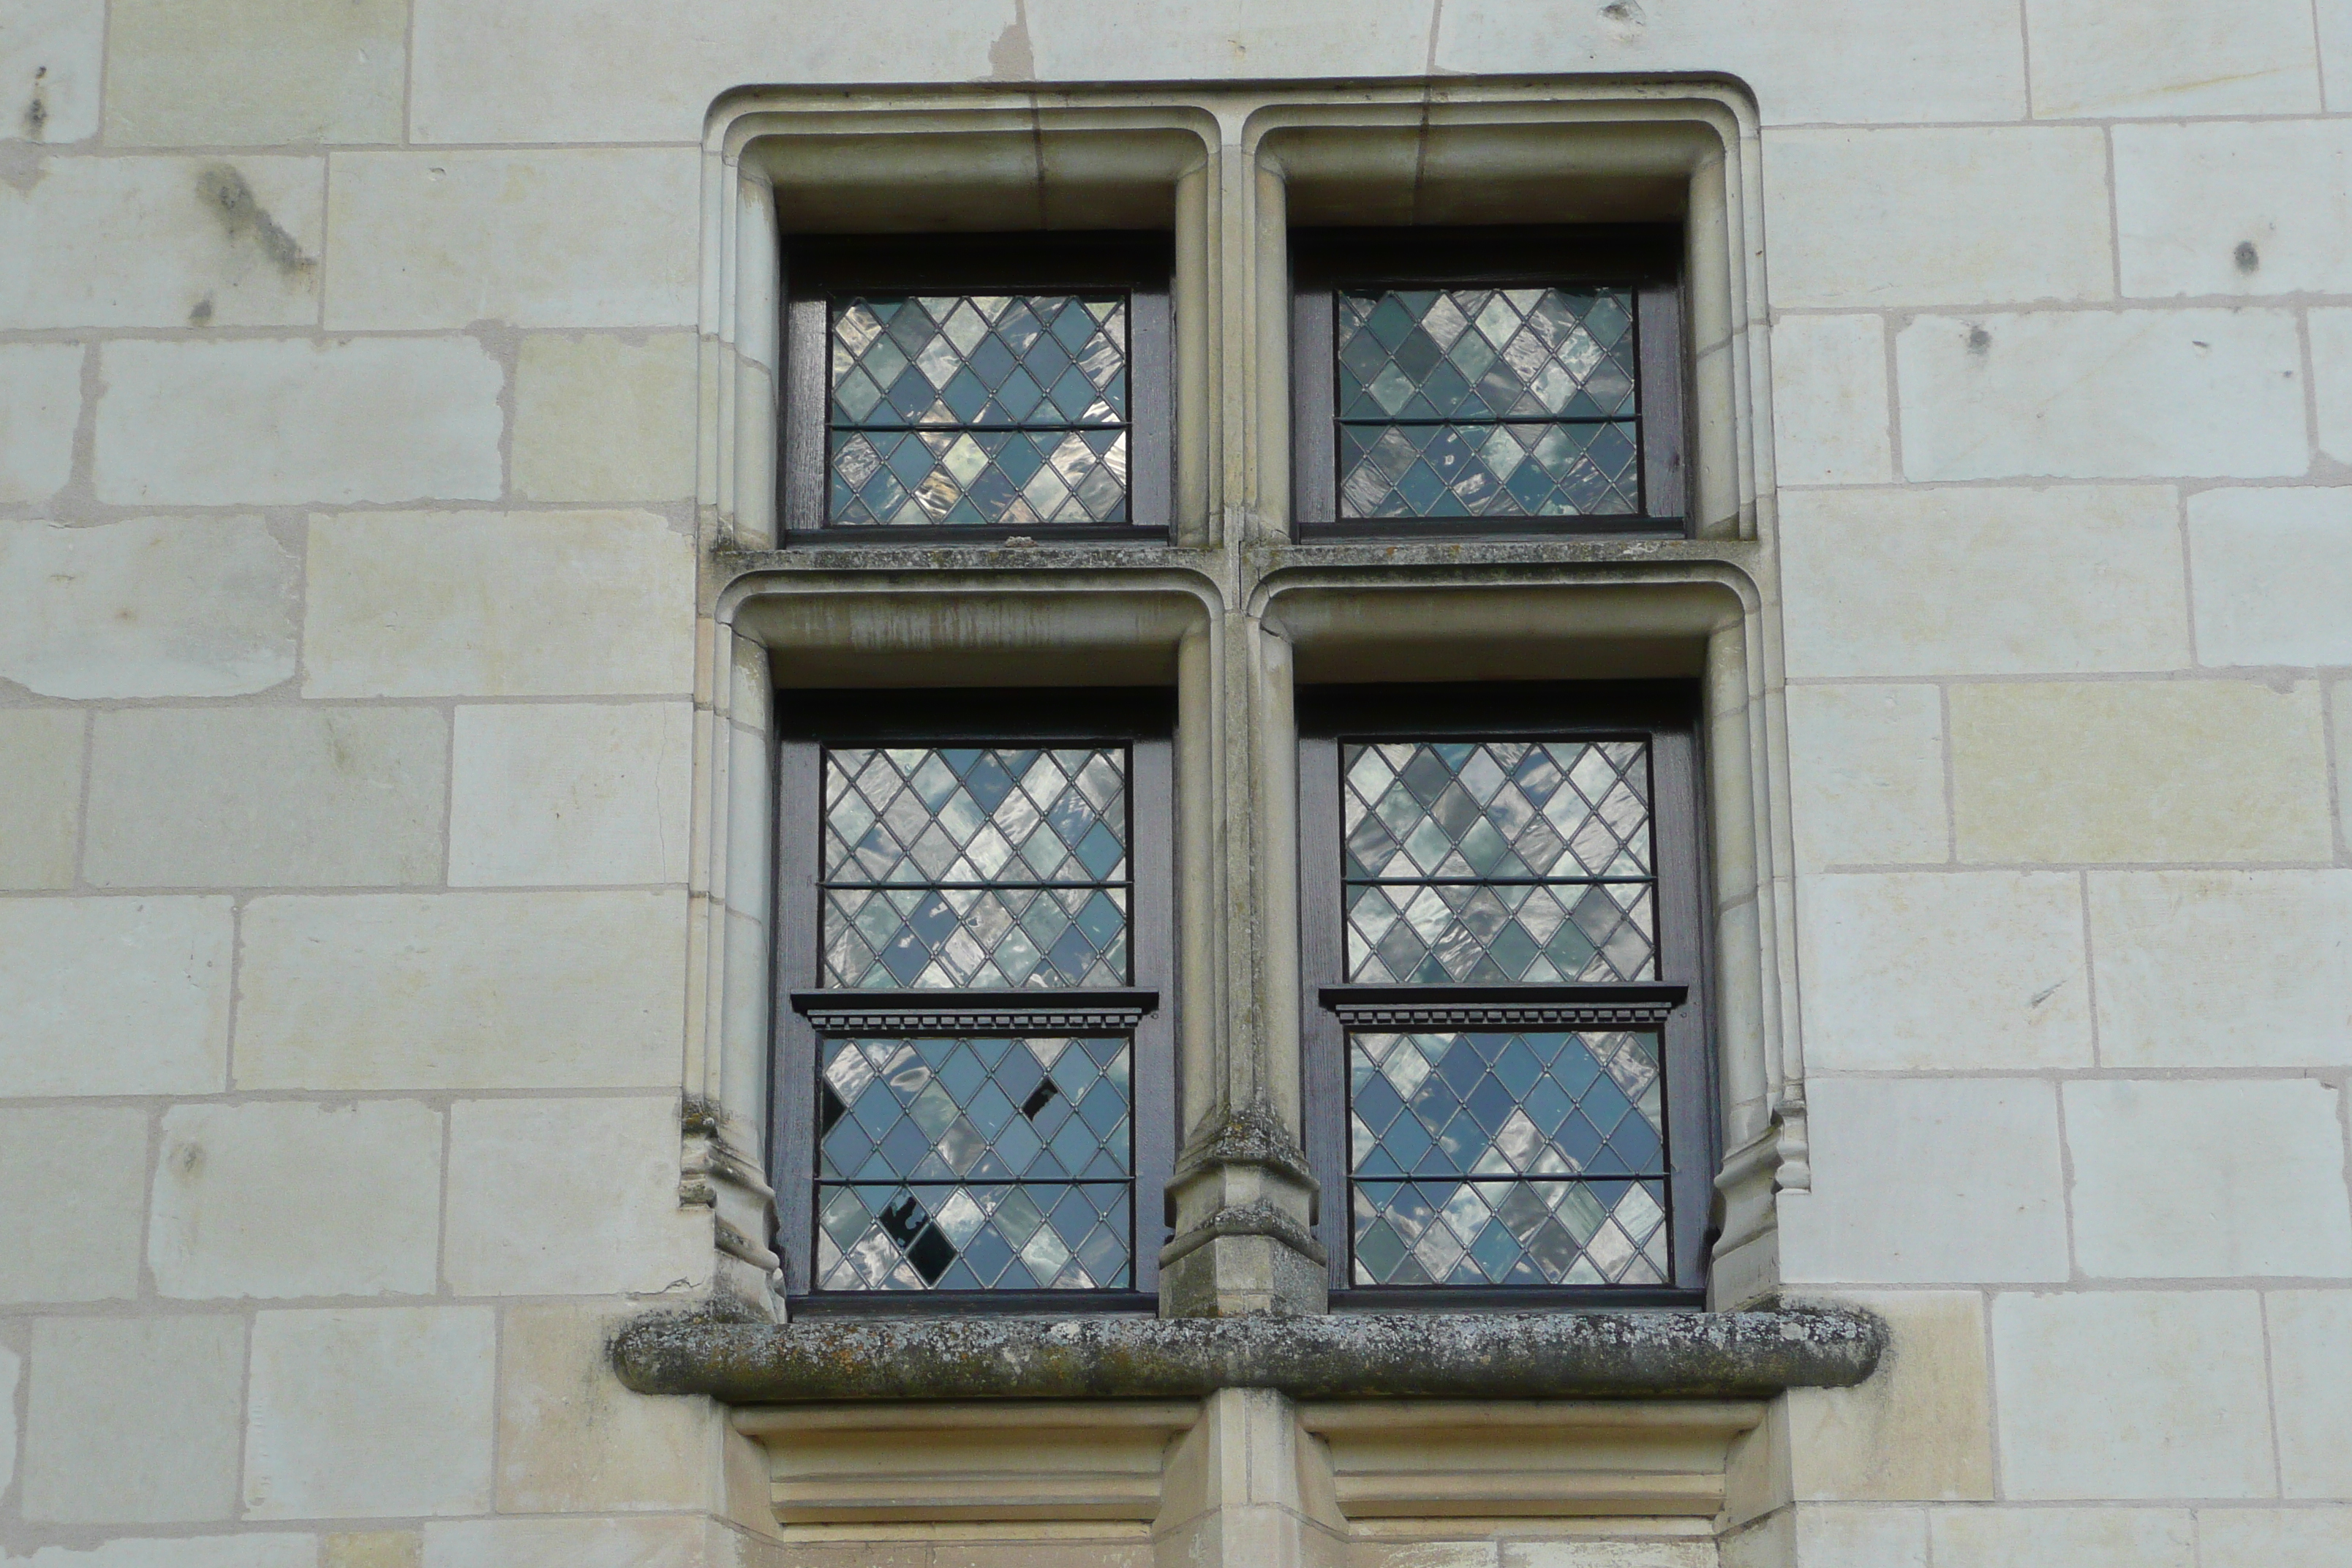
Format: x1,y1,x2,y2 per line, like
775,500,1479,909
815,1035,1133,1291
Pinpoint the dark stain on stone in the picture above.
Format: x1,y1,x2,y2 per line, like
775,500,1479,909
21,65,47,140
2234,240,2260,274
1965,325,1992,355
188,295,214,326
1600,0,1647,23
195,163,316,277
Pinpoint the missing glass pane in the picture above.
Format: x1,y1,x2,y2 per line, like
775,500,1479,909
816,1035,1134,1291
827,294,1131,527
1333,287,1642,521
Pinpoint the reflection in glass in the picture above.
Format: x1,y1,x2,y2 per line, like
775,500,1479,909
828,294,1131,527
816,1035,1133,1291
1347,1030,1667,1286
1334,286,1640,520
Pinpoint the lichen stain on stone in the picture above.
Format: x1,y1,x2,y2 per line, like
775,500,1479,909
189,295,215,327
1965,325,1992,355
195,164,318,279
2234,241,2261,274
1601,0,1648,26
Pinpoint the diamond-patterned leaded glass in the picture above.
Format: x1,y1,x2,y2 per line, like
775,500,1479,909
817,1036,1133,1290
1334,287,1640,521
1340,739,1655,984
1347,1030,1668,1286
821,746,1131,990
828,295,1131,527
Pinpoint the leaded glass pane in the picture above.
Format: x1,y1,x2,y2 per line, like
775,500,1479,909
828,294,1131,528
1347,1030,1667,1286
821,745,1131,989
1333,286,1641,521
816,1035,1132,1290
1340,739,1655,984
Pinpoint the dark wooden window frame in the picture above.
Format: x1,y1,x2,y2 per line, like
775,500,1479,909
780,232,1175,545
1297,680,1718,1310
770,687,1178,1315
1290,225,1687,540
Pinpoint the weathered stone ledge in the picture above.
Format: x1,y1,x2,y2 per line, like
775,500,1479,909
611,1307,1884,1405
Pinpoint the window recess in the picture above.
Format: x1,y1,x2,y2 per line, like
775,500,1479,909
781,233,1175,543
771,689,1177,1311
1291,226,1686,538
1297,682,1715,1309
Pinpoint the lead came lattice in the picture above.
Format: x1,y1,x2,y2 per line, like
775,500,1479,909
821,745,1131,990
817,1035,1134,1291
1334,286,1640,520
829,294,1131,527
1340,739,1656,984
1348,1030,1669,1287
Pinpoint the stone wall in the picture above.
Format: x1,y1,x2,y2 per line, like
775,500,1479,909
4,1,2351,1566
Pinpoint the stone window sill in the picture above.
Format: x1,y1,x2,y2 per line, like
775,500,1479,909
611,1304,1883,1404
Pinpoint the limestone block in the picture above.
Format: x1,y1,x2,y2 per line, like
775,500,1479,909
2,0,104,142
410,0,1017,143
0,1107,146,1304
86,706,445,890
149,1100,443,1300
1789,1506,1926,1568
325,1535,423,1568
1797,872,2091,1072
234,891,687,1090
2266,1292,2352,1497
2068,1079,2352,1279
1896,310,2305,480
1991,1292,2274,1499
2117,123,2352,298
421,1517,705,1568
1763,128,2111,309
2088,871,2352,1068
2199,1507,2352,1567
2025,0,2320,116
244,1307,496,1518
95,338,503,506
20,1315,245,1523
1784,685,1947,870
1786,1292,1993,1501
302,511,696,698
0,342,81,501
325,150,700,330
448,701,693,887
1026,0,1436,79
512,332,698,502
1768,316,1891,486
443,1096,708,1295
1948,680,2330,864
1782,1079,2070,1284
1436,0,2027,125
0,156,321,329
0,896,232,1097
12,1539,319,1568
1779,486,2190,678
2311,309,2352,463
497,1303,710,1511
2187,488,2352,667
104,0,407,146
0,708,83,889
0,517,298,698
1929,1507,2193,1568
